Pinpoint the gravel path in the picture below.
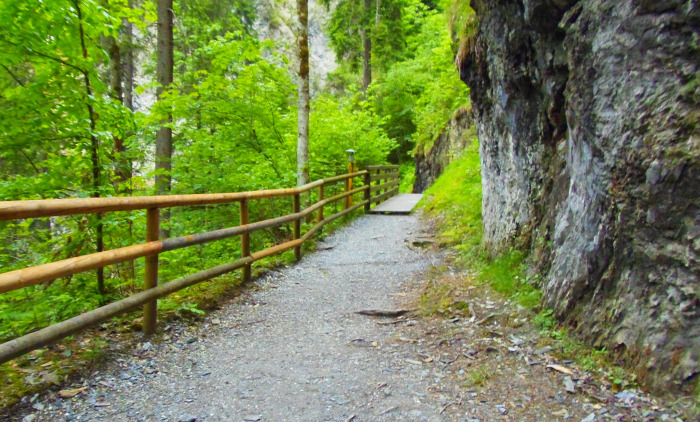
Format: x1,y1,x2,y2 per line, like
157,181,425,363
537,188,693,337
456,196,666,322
23,214,450,422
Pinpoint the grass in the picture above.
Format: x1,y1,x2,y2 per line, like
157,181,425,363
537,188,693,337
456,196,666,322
420,136,482,258
420,137,540,310
417,134,687,406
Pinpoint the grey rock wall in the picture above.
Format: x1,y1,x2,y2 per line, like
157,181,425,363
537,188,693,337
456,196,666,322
460,0,699,391
413,108,474,193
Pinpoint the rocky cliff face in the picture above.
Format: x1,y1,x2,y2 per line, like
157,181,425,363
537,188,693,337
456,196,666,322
413,108,474,192
459,0,699,391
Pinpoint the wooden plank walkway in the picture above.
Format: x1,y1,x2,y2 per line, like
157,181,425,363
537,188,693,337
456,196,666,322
369,193,423,214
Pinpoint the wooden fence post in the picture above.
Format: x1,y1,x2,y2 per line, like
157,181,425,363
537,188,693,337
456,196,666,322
143,208,159,335
317,184,324,223
240,199,251,282
344,176,350,210
293,193,301,261
364,171,371,213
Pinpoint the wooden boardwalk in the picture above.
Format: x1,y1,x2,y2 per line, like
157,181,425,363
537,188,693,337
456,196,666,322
369,193,423,214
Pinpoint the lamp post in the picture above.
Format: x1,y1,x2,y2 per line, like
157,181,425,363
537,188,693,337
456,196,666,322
345,149,355,208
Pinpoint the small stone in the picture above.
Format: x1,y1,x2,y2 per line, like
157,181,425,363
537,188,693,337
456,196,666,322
22,414,36,422
564,376,576,393
142,342,152,351
581,413,596,422
534,346,552,355
32,402,44,411
178,415,197,422
331,396,350,405
243,415,262,422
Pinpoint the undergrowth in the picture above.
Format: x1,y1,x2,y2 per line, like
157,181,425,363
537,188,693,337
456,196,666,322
419,135,647,399
399,162,416,193
420,137,538,309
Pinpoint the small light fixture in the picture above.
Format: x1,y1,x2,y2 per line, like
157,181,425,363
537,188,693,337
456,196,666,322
345,149,355,163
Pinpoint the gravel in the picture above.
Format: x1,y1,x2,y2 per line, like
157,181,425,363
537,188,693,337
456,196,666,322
18,214,449,421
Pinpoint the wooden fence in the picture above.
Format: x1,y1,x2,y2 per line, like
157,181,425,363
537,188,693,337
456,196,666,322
0,165,399,364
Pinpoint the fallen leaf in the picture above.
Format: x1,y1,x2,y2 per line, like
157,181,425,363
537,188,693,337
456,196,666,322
58,387,87,398
547,364,575,375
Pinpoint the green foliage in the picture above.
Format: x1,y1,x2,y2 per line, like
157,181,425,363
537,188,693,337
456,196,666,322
370,9,469,161
421,137,540,309
0,0,393,350
533,309,557,332
327,0,413,73
310,92,396,177
421,136,481,255
477,249,542,309
399,162,416,193
446,0,477,43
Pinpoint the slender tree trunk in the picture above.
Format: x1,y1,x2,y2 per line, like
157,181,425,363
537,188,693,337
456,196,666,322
361,0,372,91
73,0,106,296
108,38,131,190
115,16,137,284
156,0,174,238
296,0,310,187
123,17,135,114
375,0,380,25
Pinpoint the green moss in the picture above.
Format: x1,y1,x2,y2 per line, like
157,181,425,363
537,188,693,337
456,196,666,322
464,365,491,387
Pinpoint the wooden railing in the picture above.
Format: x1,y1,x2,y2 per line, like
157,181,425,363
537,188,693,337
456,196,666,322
366,165,400,207
0,165,400,363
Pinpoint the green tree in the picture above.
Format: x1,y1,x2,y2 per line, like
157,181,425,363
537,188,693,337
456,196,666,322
326,0,410,91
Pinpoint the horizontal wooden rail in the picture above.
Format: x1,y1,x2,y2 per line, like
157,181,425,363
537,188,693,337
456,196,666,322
0,166,389,364
366,165,401,209
369,171,399,182
366,165,398,171
0,185,370,295
0,198,371,364
370,179,399,193
372,187,400,204
0,173,367,221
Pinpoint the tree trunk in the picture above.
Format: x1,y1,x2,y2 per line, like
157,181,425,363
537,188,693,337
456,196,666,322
296,0,310,187
361,0,372,91
108,38,131,189
156,0,174,238
123,16,134,113
115,16,137,284
375,0,381,25
74,0,105,297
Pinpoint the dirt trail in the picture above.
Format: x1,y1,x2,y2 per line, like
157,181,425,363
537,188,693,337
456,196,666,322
10,213,689,421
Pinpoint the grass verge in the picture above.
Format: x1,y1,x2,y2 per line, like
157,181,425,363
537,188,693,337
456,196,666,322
418,135,666,404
